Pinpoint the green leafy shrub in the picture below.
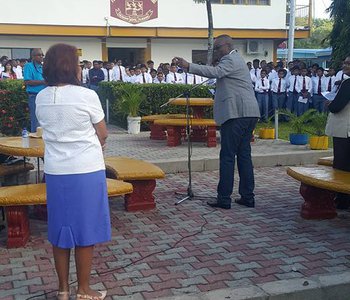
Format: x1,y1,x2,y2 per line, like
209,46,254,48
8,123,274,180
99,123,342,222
0,80,29,136
310,112,328,136
279,109,317,134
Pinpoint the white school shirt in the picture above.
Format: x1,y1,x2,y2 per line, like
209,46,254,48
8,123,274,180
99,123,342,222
125,75,137,83
35,85,105,175
287,75,299,92
112,65,126,82
82,68,90,84
135,72,153,84
14,66,23,79
250,68,261,83
153,78,166,84
326,75,336,93
182,73,202,85
296,75,313,94
166,72,183,84
267,70,278,83
271,77,287,93
311,75,328,94
335,70,350,82
254,77,270,93
103,69,114,82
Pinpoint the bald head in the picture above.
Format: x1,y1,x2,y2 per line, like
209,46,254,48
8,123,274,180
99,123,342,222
215,35,234,50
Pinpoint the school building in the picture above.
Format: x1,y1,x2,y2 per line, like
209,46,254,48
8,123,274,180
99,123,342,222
0,0,311,65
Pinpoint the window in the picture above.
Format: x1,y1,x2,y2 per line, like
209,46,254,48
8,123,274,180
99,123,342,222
0,48,31,59
212,0,270,4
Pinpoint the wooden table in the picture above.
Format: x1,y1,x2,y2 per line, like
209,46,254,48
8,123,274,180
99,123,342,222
169,97,214,142
0,137,44,183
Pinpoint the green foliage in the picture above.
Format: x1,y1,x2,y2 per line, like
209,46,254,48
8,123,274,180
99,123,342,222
294,18,333,49
0,80,30,136
98,82,213,128
117,84,145,117
310,112,328,136
327,0,350,68
279,109,317,134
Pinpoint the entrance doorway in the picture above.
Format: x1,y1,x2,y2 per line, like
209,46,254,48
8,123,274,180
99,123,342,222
108,48,145,67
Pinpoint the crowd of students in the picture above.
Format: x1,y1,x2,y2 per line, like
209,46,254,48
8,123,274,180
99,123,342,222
1,54,349,122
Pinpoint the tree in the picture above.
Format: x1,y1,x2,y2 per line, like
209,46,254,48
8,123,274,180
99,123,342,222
294,18,333,49
327,0,350,68
194,0,214,65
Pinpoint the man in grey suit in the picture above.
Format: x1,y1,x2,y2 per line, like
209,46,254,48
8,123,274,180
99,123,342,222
175,34,260,209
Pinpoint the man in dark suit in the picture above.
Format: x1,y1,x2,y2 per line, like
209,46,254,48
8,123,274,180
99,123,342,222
175,34,260,209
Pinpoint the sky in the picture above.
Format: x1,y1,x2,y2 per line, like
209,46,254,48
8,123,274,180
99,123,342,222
297,0,332,19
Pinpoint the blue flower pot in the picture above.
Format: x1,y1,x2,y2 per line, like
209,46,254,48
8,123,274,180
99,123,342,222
289,133,309,145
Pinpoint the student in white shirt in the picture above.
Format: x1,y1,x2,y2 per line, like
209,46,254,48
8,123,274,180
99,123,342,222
271,69,287,112
102,62,114,82
296,67,313,116
135,64,153,84
254,69,270,122
182,72,202,85
112,59,126,82
326,67,336,93
166,63,183,84
153,71,166,84
311,67,328,112
250,59,261,84
125,67,137,83
150,68,157,82
81,61,90,87
286,66,300,114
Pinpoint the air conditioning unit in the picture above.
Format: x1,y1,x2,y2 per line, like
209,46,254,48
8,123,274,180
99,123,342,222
247,40,263,55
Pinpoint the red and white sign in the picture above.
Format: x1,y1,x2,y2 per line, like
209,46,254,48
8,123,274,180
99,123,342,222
110,0,158,25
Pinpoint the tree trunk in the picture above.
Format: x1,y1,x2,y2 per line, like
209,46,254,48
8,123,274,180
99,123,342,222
206,0,214,66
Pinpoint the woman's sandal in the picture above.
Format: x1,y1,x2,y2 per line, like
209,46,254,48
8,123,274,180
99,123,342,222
56,291,70,300
76,290,107,300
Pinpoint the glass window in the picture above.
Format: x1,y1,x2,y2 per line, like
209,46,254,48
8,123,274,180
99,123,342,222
0,48,31,59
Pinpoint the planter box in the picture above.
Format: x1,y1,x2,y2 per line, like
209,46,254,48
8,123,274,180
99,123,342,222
259,128,275,139
310,136,329,150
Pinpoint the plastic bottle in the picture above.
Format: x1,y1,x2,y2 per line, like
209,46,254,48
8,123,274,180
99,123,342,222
22,127,29,147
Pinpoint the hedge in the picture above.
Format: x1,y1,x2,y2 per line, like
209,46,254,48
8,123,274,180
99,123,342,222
0,80,214,135
98,82,214,128
0,80,29,136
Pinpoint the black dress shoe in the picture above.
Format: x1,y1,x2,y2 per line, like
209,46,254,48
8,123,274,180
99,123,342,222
207,200,231,209
235,198,255,208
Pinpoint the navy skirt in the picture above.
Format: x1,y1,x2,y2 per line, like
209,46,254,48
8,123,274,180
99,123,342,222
45,170,111,249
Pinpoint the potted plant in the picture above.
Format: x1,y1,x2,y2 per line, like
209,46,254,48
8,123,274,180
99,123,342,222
309,112,329,150
259,116,275,139
280,109,316,145
118,84,145,134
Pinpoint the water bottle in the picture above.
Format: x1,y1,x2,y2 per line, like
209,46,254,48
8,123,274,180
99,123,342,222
22,127,29,147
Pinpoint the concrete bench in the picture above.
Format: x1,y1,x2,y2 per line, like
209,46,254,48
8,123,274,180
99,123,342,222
141,114,189,140
105,157,165,212
153,118,217,147
318,156,333,167
287,166,350,220
0,179,133,248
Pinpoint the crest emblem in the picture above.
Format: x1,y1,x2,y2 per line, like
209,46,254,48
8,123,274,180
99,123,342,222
110,0,158,25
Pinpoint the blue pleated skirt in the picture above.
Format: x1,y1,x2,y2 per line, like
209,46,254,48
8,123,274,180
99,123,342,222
45,170,111,249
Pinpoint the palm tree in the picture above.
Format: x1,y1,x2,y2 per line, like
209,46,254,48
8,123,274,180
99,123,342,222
327,0,350,68
194,0,214,66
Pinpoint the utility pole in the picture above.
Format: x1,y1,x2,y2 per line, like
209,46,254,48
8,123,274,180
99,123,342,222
287,0,296,63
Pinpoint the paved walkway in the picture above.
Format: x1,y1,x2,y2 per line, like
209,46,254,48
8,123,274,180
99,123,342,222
1,167,350,299
1,129,346,300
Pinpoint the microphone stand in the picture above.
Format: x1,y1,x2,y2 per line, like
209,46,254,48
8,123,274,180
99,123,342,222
161,77,214,205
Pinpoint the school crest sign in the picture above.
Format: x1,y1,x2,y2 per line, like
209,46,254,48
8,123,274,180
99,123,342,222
110,0,158,24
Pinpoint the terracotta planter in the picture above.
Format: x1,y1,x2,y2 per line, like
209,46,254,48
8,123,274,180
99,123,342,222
259,128,275,139
309,136,329,150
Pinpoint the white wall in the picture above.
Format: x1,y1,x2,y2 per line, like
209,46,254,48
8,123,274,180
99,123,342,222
0,36,102,61
0,0,287,30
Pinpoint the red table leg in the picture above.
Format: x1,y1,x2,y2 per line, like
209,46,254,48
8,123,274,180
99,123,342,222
166,126,182,147
207,126,217,147
125,180,156,211
6,206,30,248
150,124,167,140
300,183,337,219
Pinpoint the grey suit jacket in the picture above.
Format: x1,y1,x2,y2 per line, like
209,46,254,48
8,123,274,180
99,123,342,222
189,51,260,125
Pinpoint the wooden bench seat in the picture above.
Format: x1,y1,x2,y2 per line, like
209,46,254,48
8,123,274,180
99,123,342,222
317,156,334,167
154,118,217,147
105,157,165,212
141,114,190,140
0,179,133,248
287,166,350,219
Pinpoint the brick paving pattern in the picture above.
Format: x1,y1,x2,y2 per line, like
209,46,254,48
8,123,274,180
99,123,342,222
1,167,350,299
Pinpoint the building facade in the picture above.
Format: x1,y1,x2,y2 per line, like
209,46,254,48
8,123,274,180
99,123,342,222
0,0,310,65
